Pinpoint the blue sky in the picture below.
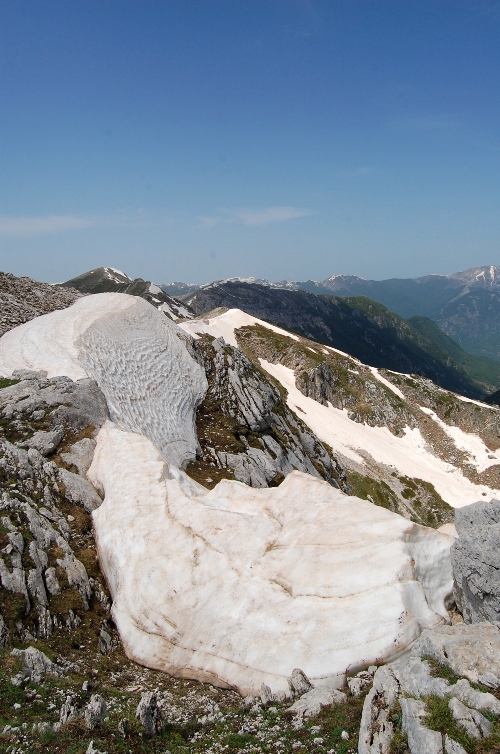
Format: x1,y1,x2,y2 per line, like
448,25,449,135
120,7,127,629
1,0,500,284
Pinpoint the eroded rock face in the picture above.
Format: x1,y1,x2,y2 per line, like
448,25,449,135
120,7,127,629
451,499,500,623
188,336,349,491
0,372,110,643
89,421,453,697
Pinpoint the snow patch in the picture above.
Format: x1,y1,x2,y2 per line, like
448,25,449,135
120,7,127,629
419,407,499,473
259,360,498,508
89,421,453,696
180,308,300,347
369,366,406,400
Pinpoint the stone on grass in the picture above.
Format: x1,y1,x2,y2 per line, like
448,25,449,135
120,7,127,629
86,742,107,754
260,684,275,706
448,697,492,739
84,694,107,730
25,428,63,457
401,697,443,754
288,668,313,698
135,691,163,735
444,735,468,754
59,695,79,725
285,686,347,720
11,646,62,684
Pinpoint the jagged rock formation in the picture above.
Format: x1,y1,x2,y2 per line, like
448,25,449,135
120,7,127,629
186,335,349,491
182,309,500,527
0,371,110,645
0,271,83,338
451,499,500,623
236,323,417,436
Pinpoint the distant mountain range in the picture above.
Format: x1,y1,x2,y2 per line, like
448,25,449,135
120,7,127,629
167,266,500,362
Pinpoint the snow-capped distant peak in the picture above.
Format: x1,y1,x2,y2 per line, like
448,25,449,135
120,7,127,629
325,274,365,283
103,267,131,283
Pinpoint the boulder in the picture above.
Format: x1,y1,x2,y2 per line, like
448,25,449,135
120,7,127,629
24,428,63,456
11,646,62,684
285,686,347,720
451,499,500,623
414,622,500,688
288,668,313,698
135,691,162,735
448,697,491,739
84,694,107,730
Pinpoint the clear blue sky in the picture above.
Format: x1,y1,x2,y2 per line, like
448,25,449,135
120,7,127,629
1,0,499,284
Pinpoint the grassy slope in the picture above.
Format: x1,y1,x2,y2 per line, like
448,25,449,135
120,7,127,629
408,315,500,392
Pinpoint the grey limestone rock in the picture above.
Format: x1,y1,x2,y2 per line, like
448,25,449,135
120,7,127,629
260,683,275,706
59,437,96,476
86,741,107,754
84,694,107,730
0,610,8,646
98,625,115,654
288,667,314,698
11,646,62,684
400,697,443,754
57,467,102,512
358,665,400,754
347,667,376,697
135,691,163,735
444,735,468,754
59,694,79,725
358,622,500,754
285,686,347,720
451,499,500,623
413,622,500,688
448,697,491,739
24,428,63,456
193,337,349,491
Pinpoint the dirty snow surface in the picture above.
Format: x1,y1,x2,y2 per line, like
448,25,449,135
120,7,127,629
0,294,456,695
89,421,453,696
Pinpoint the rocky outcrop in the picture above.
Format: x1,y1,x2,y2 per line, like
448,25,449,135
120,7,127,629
451,499,500,623
358,622,500,754
0,371,110,643
11,646,62,684
187,335,349,490
0,271,82,338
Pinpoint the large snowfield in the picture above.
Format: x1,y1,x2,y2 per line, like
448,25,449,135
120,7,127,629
0,293,477,694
